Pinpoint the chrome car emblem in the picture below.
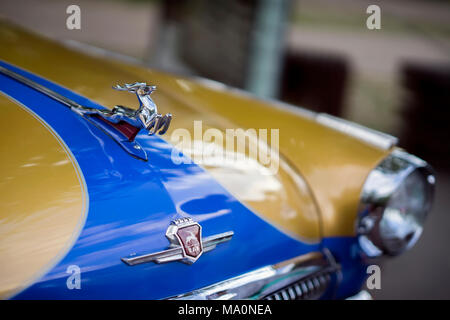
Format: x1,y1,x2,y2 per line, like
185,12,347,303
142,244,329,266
167,218,203,264
122,218,233,265
73,82,172,136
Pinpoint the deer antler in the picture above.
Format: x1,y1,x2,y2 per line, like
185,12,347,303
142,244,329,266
113,82,156,94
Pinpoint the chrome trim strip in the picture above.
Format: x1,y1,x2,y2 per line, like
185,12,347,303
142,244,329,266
202,231,235,252
0,65,83,109
166,250,340,300
122,231,234,266
316,113,398,150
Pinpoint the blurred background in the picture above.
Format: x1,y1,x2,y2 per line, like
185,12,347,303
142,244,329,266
1,0,449,299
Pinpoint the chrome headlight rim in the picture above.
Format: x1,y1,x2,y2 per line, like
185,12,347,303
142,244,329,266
357,149,435,257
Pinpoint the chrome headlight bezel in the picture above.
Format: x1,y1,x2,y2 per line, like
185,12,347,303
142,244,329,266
357,149,435,257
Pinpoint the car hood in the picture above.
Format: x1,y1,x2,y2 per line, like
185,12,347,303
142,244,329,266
0,21,391,299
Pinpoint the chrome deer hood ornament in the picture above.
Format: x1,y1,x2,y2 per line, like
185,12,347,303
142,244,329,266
112,82,172,135
71,82,172,161
75,82,171,136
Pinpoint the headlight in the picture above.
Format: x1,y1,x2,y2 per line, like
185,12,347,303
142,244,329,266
357,150,435,257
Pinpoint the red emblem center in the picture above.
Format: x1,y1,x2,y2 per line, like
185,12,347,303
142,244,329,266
177,225,202,258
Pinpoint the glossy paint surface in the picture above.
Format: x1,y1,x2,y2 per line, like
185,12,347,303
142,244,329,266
0,93,86,299
0,21,392,239
0,21,394,299
0,62,320,299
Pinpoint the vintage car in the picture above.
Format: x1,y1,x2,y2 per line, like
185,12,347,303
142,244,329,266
0,20,435,300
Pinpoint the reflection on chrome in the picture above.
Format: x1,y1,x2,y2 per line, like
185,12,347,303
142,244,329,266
167,250,340,300
357,149,435,257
